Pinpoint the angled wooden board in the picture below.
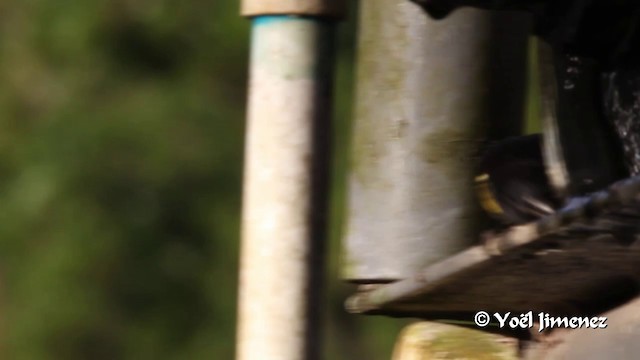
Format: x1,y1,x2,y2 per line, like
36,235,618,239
347,176,640,337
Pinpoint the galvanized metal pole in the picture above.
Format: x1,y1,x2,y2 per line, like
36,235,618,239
343,0,531,283
237,2,343,360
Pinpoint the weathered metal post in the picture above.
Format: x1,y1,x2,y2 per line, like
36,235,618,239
343,0,531,283
237,1,343,360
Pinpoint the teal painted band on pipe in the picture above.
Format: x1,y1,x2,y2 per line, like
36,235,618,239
252,15,333,26
250,14,335,79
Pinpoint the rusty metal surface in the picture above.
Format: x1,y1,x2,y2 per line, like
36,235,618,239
347,176,640,325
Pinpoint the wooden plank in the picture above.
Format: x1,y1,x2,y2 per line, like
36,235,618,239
346,176,640,337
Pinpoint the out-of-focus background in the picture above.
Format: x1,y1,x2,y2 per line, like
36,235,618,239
0,1,406,359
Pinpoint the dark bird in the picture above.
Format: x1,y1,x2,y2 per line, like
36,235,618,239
475,134,559,224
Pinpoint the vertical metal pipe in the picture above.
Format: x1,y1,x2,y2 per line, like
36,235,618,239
236,15,336,360
343,0,531,283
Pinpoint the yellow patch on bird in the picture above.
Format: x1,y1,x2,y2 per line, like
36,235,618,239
475,173,504,215
474,173,489,182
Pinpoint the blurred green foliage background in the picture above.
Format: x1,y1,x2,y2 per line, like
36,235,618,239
0,1,405,359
